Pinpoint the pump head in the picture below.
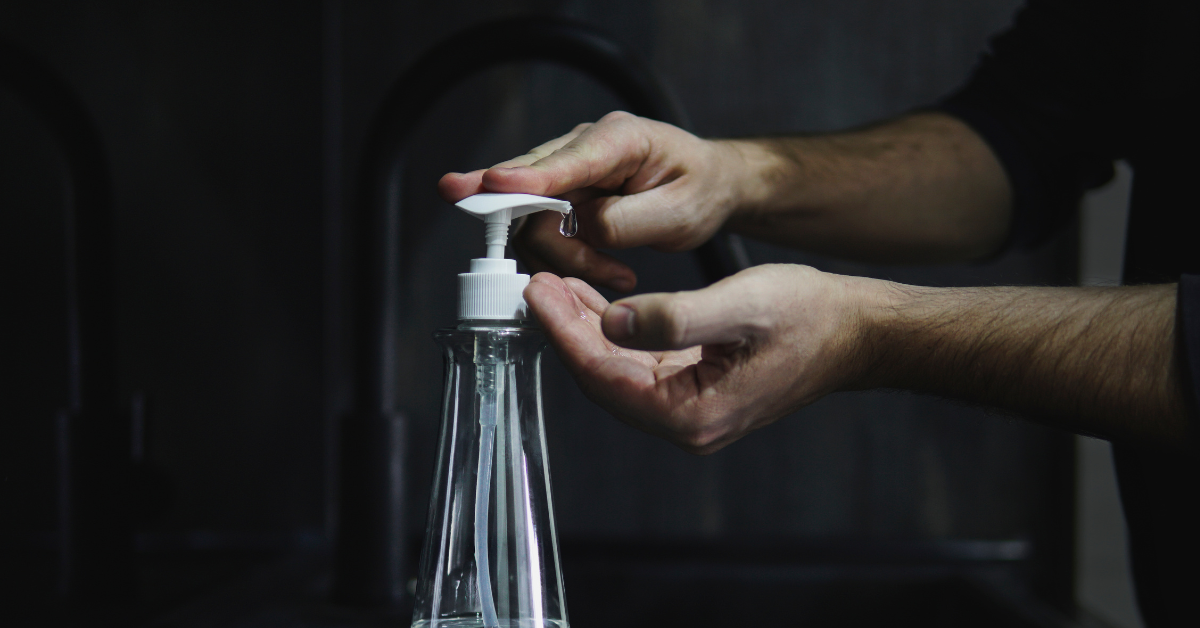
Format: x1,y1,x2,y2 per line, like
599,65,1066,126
456,193,572,259
454,193,572,320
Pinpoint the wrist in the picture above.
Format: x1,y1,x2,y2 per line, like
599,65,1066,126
844,277,931,391
715,138,803,224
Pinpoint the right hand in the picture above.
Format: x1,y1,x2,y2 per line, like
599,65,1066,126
522,265,881,454
439,111,747,292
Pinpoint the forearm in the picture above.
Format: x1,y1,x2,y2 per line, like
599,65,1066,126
858,282,1191,447
721,112,1012,263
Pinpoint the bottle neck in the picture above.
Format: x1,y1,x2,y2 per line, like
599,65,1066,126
435,322,545,358
455,319,538,331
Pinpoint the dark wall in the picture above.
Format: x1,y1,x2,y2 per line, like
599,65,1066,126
1,77,70,557
4,0,1077,607
1,1,326,542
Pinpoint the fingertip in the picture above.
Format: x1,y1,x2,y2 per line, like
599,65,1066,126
608,275,636,293
602,303,637,342
522,280,552,307
525,273,573,309
523,281,566,322
437,170,485,202
436,173,459,201
592,261,637,293
529,272,564,287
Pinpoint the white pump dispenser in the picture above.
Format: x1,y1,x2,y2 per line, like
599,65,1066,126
455,193,571,320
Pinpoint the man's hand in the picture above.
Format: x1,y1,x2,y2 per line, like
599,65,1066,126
523,265,875,454
440,111,750,292
442,111,1013,290
527,268,1191,453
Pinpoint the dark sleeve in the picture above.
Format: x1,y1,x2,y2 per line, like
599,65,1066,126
1178,276,1200,436
934,0,1144,249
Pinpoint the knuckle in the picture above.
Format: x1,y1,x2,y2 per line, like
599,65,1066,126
555,142,590,164
659,298,691,347
600,110,636,124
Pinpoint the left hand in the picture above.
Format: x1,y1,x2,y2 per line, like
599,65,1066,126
439,112,747,293
523,265,881,454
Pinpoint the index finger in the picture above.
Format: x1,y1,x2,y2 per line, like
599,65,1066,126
525,274,658,382
438,123,591,202
481,111,650,198
526,275,711,445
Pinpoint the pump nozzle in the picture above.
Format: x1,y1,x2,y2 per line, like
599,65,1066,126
453,194,572,320
456,193,572,259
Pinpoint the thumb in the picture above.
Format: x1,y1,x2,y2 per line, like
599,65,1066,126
601,279,767,350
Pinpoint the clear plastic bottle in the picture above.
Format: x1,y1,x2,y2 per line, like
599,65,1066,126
411,322,568,628
411,193,573,628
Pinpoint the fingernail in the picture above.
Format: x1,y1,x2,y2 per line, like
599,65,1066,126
606,304,637,341
610,276,635,292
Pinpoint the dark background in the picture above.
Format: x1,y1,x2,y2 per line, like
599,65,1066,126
2,0,1104,625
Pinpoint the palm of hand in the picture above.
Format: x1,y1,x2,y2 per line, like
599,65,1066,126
525,274,752,454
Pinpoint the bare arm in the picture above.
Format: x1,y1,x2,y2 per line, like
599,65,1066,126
725,112,1012,263
525,269,1190,453
861,282,1190,447
441,110,1012,291
444,109,1191,449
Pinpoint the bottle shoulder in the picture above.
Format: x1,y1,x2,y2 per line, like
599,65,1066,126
434,321,545,352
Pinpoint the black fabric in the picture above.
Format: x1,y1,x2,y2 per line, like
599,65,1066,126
1180,277,1200,424
935,1,1200,625
1111,443,1200,628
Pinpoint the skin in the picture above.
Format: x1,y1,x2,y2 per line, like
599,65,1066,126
440,111,1192,453
522,266,872,455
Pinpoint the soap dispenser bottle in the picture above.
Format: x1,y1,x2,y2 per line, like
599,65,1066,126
411,194,572,628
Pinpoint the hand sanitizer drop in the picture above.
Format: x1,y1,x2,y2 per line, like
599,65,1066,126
559,207,578,237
